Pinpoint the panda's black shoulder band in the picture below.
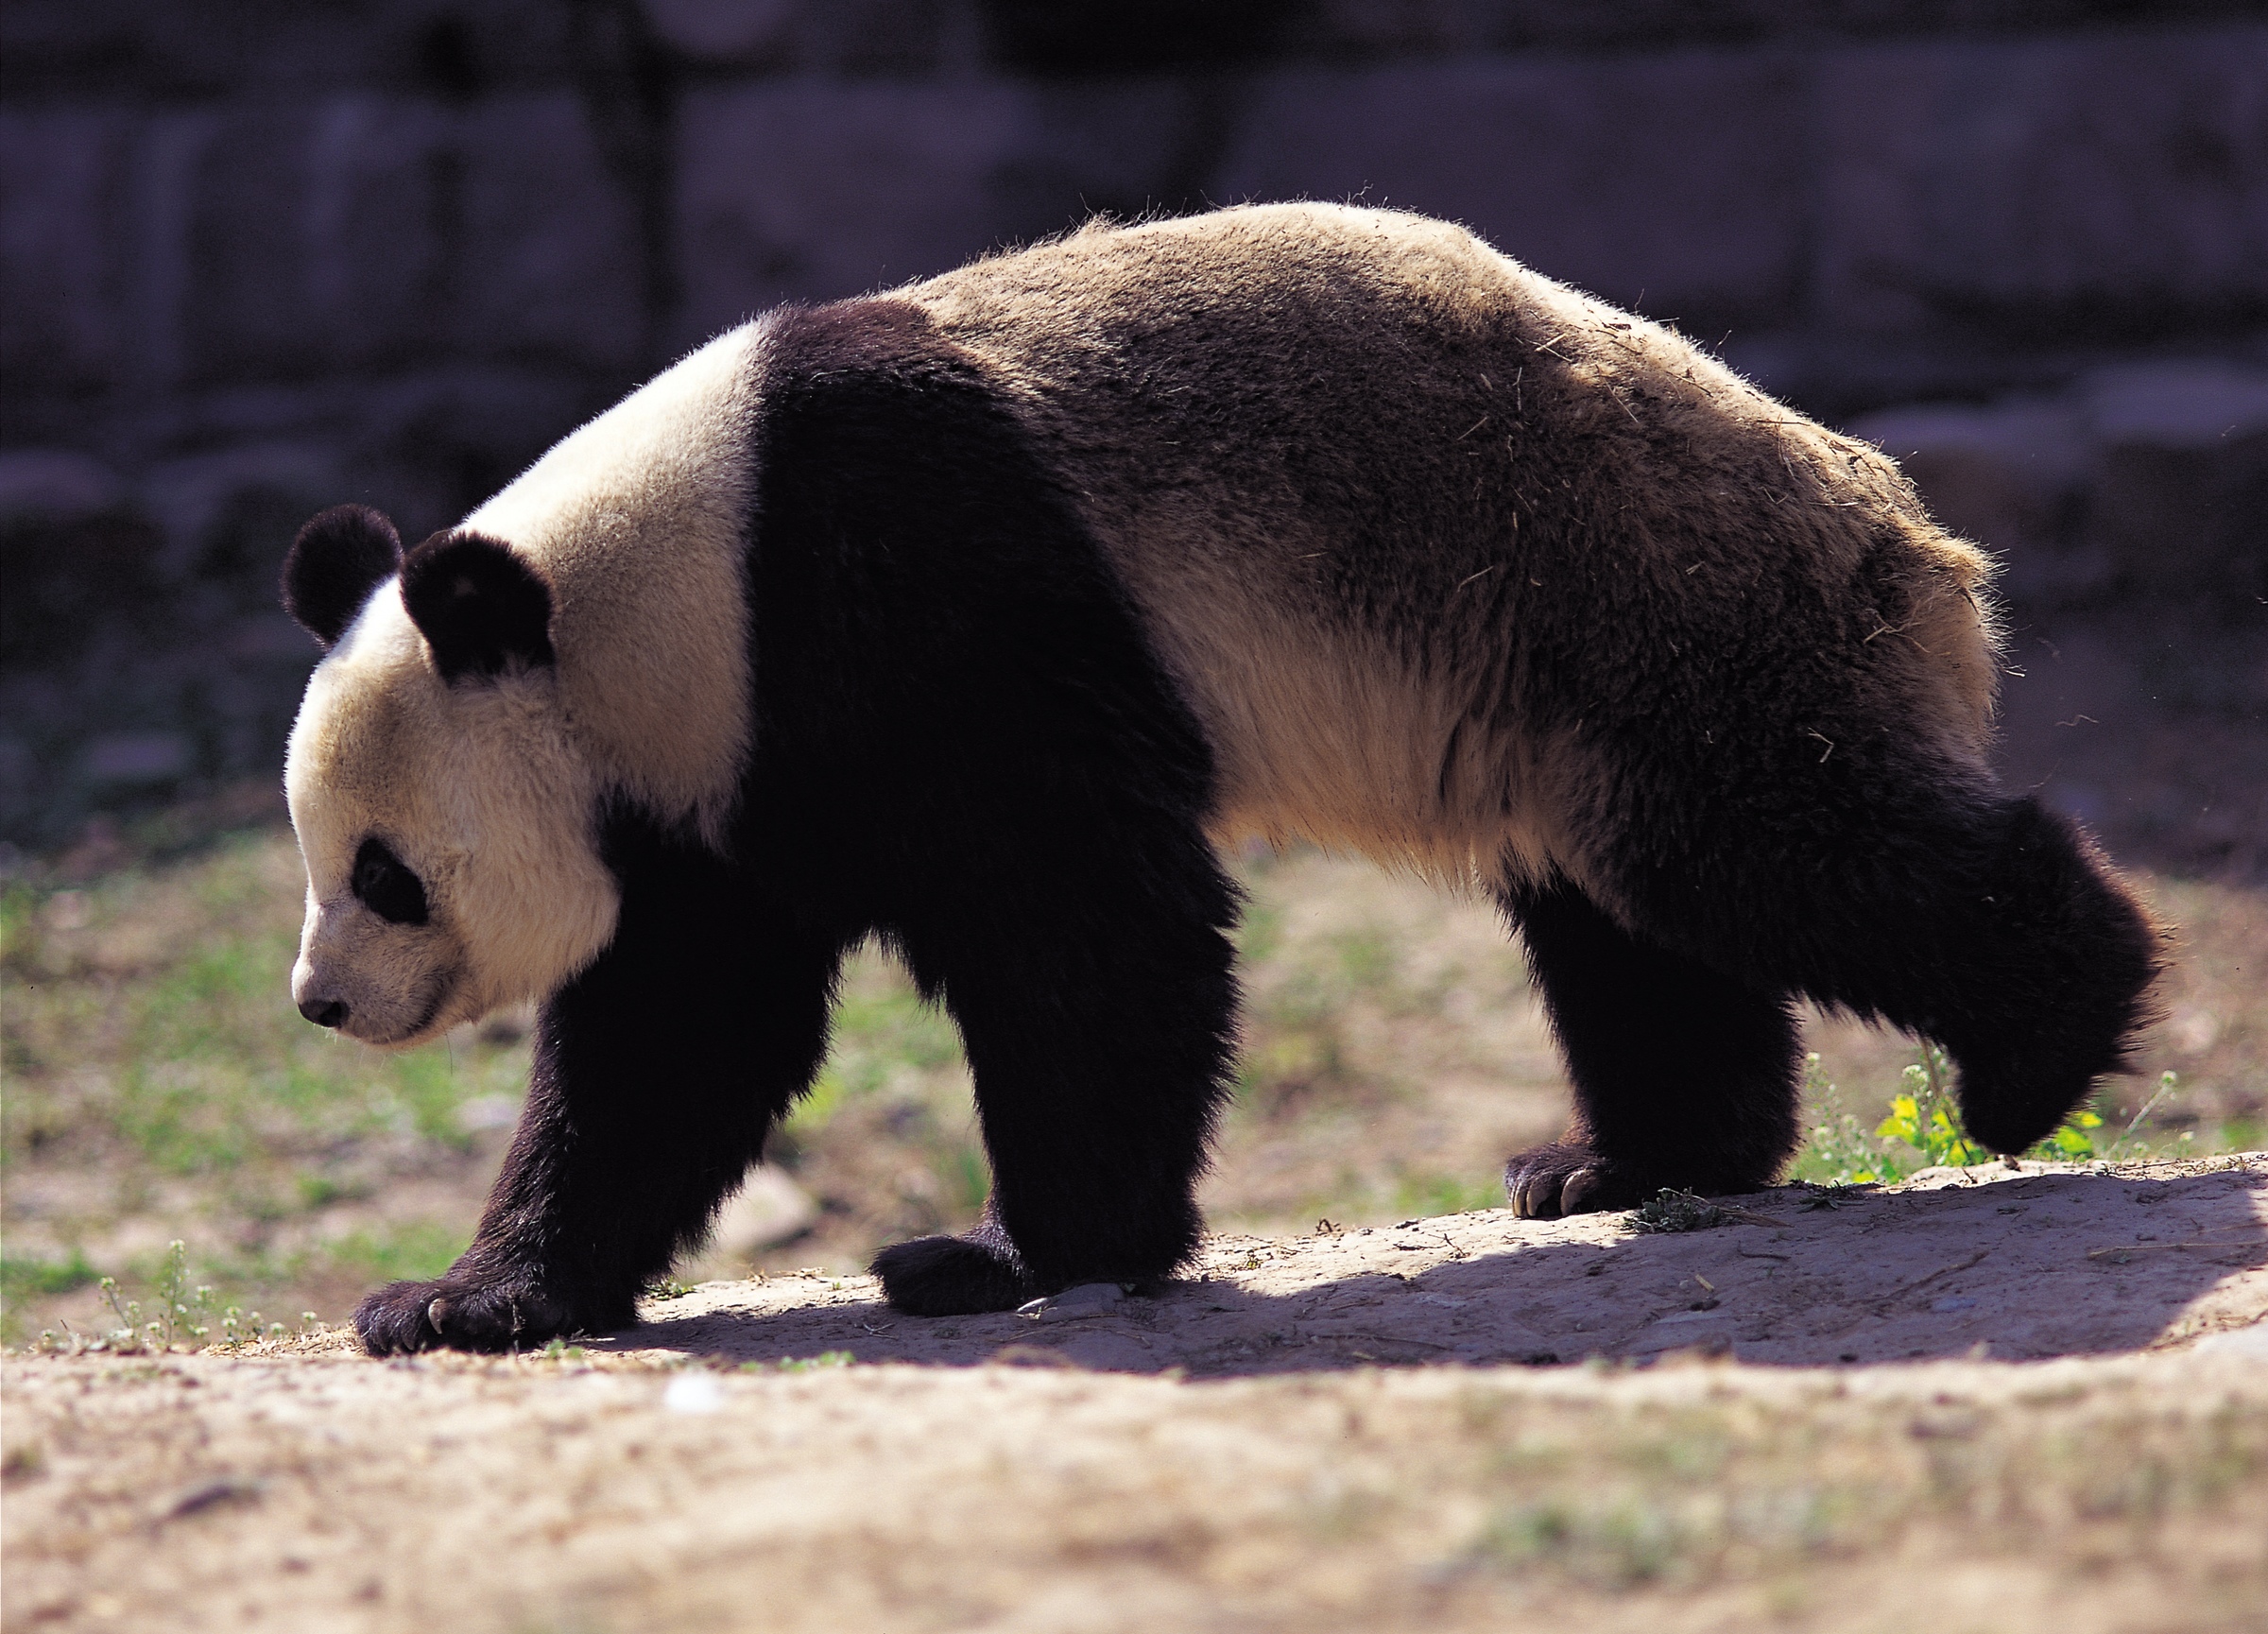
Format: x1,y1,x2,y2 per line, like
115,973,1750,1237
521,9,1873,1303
401,530,557,682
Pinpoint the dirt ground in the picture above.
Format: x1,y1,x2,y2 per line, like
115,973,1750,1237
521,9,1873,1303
6,1153,2263,1634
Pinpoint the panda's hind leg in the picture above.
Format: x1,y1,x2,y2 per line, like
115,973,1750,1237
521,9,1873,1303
1497,875,1803,1218
1789,793,2161,1160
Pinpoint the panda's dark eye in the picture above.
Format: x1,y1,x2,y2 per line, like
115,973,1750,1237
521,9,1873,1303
351,836,429,926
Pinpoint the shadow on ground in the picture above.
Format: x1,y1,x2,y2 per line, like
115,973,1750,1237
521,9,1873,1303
601,1156,2268,1376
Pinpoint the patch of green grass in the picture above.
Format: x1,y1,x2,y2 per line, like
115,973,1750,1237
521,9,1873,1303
1233,921,1415,1121
1473,1496,1689,1588
323,1223,470,1285
782,1066,849,1138
0,1249,99,1305
1392,1172,1503,1218
934,1142,990,1215
1451,1390,2268,1597
776,953,971,1148
7,834,525,1171
829,972,965,1089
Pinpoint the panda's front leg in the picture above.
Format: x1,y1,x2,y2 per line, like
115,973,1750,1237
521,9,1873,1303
870,861,1242,1317
353,826,842,1354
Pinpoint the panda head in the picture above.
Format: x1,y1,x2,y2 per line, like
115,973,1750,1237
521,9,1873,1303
280,505,620,1048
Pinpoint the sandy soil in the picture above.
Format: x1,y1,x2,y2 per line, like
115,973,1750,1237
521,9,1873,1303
5,1155,2264,1634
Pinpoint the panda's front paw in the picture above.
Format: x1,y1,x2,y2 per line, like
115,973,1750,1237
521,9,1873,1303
1503,1142,1651,1219
872,1232,1039,1316
352,1275,597,1355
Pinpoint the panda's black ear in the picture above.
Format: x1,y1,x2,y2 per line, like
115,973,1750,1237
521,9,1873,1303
283,505,404,648
400,530,556,682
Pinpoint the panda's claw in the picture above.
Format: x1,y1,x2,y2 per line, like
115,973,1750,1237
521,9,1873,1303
353,1275,595,1355
1558,1166,1605,1213
1503,1143,1647,1219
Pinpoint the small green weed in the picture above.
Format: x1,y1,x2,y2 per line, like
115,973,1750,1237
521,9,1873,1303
1876,1045,1989,1169
739,1350,854,1373
1632,1190,1726,1233
34,1238,301,1354
103,1239,213,1350
2097,1072,2183,1163
1793,1048,2148,1184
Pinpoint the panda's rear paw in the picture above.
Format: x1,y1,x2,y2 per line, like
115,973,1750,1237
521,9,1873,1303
352,1275,601,1355
872,1233,1038,1316
1503,1143,1650,1219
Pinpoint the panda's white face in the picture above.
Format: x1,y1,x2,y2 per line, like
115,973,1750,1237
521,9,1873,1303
284,587,620,1048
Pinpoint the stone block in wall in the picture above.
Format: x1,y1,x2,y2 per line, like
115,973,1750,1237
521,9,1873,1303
644,0,802,65
1,0,582,102
0,111,137,406
1852,360,2268,610
2080,360,2268,606
1814,26,2268,339
0,450,124,523
0,450,150,672
674,79,1035,341
140,441,345,593
1850,399,2098,602
299,98,457,374
988,79,1229,234
345,367,617,538
455,94,646,372
646,0,980,76
170,107,331,387
1209,51,1807,329
163,93,644,391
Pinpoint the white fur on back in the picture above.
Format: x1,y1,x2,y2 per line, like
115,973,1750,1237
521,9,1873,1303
466,322,765,846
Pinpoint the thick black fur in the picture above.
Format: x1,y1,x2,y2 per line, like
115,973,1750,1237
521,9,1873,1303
743,304,1240,1316
282,504,402,647
354,302,1240,1350
401,530,557,679
1499,776,2158,1217
1499,875,1805,1216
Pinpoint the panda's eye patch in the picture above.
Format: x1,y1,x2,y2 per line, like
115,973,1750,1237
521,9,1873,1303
351,836,429,926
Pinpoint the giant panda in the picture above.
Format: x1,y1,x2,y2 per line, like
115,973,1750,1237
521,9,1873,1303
279,203,2160,1354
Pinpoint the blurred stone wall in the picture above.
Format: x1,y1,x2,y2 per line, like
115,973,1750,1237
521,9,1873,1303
3,1,2264,846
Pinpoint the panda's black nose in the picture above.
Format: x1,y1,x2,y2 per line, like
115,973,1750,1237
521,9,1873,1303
300,997,350,1029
